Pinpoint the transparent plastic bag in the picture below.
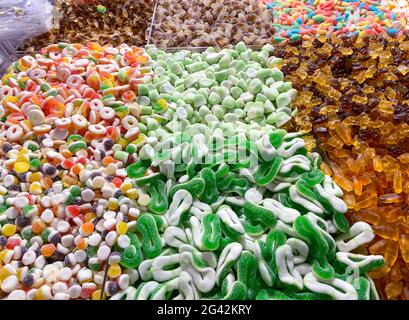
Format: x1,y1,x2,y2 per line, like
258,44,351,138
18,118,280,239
0,0,54,75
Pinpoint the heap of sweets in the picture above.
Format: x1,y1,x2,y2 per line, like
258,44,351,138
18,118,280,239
260,0,408,42
151,0,274,48
24,0,154,52
0,42,154,300
381,0,409,16
276,34,409,299
106,43,385,300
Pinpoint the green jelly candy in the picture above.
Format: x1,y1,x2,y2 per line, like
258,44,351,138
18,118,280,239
68,141,87,153
311,257,335,280
21,227,34,240
265,229,287,261
334,252,385,274
169,177,205,199
333,211,350,233
221,96,236,110
216,172,235,191
149,179,168,215
134,173,162,186
70,185,81,197
89,261,101,272
67,134,84,143
87,245,98,257
295,180,320,204
126,160,151,179
254,157,283,186
293,215,328,260
41,229,52,243
256,289,294,300
301,169,325,186
120,244,143,269
237,251,259,299
224,177,251,196
201,213,221,251
199,168,219,204
248,78,263,94
29,158,41,168
244,201,277,228
269,133,283,148
221,279,247,300
136,214,163,259
355,277,371,300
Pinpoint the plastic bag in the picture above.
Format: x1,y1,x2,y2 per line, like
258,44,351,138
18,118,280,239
0,0,54,75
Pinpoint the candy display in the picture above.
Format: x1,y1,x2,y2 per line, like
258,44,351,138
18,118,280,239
150,0,274,48
106,43,383,300
277,35,409,299
0,42,153,299
1,0,408,301
23,0,154,52
0,40,386,300
260,0,409,42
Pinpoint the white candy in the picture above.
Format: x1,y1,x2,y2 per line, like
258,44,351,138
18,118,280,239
118,274,130,290
68,284,81,299
7,289,26,300
117,235,131,248
41,209,55,224
97,245,111,261
105,231,117,246
77,268,92,283
54,292,70,300
22,250,36,266
1,275,18,293
14,196,29,208
88,233,102,246
57,220,70,233
52,282,68,294
74,250,87,263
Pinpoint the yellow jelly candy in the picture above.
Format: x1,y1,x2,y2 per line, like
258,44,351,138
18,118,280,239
2,224,16,237
108,264,121,278
108,199,119,211
91,290,102,300
120,182,132,193
29,172,42,182
29,182,43,194
116,222,128,235
117,137,128,147
14,162,29,173
126,188,138,199
0,264,15,280
0,250,14,263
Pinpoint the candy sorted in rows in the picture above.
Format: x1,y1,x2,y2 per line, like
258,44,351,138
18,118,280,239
275,34,409,299
107,44,384,300
151,0,274,48
0,42,154,299
260,0,408,42
23,0,155,52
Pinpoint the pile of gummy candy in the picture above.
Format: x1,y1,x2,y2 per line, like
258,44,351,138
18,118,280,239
0,0,409,301
0,41,385,300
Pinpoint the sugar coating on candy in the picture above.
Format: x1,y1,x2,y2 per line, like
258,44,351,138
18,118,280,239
0,39,385,300
277,34,409,299
24,0,155,52
151,0,274,48
0,42,153,300
105,43,384,300
260,0,409,42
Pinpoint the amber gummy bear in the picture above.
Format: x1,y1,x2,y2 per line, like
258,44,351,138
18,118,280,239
276,33,409,300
